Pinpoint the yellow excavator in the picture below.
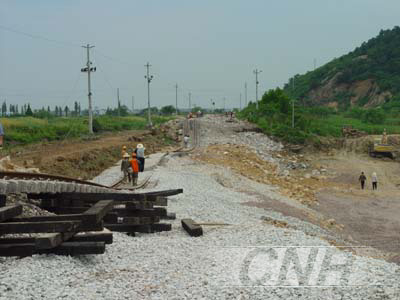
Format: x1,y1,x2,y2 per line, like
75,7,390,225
368,138,395,159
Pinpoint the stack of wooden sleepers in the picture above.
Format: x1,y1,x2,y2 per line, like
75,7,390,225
0,195,114,257
28,188,182,235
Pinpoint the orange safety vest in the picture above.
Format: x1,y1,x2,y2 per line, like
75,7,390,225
130,158,139,173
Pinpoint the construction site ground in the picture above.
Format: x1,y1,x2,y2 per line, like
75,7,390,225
0,129,176,180
194,115,400,264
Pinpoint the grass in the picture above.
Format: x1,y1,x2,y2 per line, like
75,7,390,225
313,115,400,137
1,115,174,145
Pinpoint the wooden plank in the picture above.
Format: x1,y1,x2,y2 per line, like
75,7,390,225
37,241,105,256
104,215,160,225
104,224,152,233
44,207,88,215
0,220,81,234
161,212,176,220
11,214,97,225
0,243,35,257
151,223,172,232
124,202,154,210
0,205,23,222
0,195,6,207
153,197,168,206
83,200,114,223
28,189,183,202
181,219,203,237
70,231,113,244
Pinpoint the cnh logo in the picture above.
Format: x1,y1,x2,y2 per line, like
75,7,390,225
238,246,360,287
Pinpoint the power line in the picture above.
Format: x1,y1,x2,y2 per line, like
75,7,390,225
0,24,81,48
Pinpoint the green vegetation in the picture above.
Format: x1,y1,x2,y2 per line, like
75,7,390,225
239,88,400,144
1,115,173,145
284,26,400,106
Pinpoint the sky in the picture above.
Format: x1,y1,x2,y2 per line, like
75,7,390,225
1,0,399,111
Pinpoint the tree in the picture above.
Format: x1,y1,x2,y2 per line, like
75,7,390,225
161,105,176,115
2,101,7,116
64,105,69,117
74,101,78,116
15,104,19,114
26,104,33,116
47,106,51,113
78,103,81,116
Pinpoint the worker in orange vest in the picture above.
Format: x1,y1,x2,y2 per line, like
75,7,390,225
130,152,140,186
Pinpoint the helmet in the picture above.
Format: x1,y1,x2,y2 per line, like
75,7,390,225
137,144,144,149
122,146,127,150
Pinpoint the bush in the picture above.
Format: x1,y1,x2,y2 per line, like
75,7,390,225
362,109,385,124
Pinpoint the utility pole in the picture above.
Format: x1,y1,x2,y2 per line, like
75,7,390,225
292,77,295,128
245,82,248,107
117,88,120,117
81,44,96,134
132,96,134,113
253,69,262,109
223,97,226,111
313,58,317,70
240,93,242,110
211,99,215,113
188,92,191,111
175,83,178,115
144,62,154,127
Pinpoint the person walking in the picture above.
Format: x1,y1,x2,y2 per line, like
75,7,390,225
130,152,140,186
0,122,4,149
371,172,378,190
135,143,145,172
359,172,367,190
120,153,131,183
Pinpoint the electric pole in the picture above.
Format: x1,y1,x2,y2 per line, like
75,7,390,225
223,97,226,111
132,96,135,113
253,69,262,109
245,82,248,107
313,58,317,70
292,77,295,128
240,93,242,110
117,88,120,117
144,62,154,127
175,83,178,115
81,44,96,134
188,92,191,111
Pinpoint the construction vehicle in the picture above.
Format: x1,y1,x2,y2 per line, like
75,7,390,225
368,138,395,159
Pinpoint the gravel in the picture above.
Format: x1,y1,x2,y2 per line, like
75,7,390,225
0,116,399,299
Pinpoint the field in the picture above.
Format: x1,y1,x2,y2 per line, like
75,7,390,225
1,115,173,145
313,115,400,137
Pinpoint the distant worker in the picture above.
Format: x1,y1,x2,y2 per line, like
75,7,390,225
121,145,127,157
0,122,4,149
130,152,140,186
120,153,131,183
135,143,145,172
183,135,190,148
371,172,378,190
381,128,388,144
359,172,367,190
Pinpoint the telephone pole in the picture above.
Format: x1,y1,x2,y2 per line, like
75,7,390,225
245,82,248,107
188,92,191,111
117,88,120,117
144,62,154,127
240,93,242,110
132,96,135,113
292,77,295,128
81,44,96,134
175,84,178,115
223,97,226,111
253,69,262,109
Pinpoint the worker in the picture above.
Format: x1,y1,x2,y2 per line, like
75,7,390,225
0,122,4,149
371,172,378,190
120,153,131,183
121,145,127,157
381,128,388,144
130,152,140,186
359,172,367,190
183,135,190,148
135,143,145,172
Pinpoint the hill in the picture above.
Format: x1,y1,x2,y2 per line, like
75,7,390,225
285,26,400,111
